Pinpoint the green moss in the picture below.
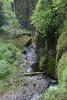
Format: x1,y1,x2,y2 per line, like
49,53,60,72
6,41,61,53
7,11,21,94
46,56,55,76
31,0,66,35
38,53,55,76
44,88,67,100
56,18,67,61
57,32,67,61
0,59,11,78
59,68,67,90
12,35,31,48
39,54,47,71
57,52,67,80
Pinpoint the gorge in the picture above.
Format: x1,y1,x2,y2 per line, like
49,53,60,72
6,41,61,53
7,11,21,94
0,0,67,100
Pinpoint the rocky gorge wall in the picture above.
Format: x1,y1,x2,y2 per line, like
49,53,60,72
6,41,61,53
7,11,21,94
14,0,37,29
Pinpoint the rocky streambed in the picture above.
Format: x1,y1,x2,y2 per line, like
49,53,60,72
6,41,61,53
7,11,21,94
0,74,57,100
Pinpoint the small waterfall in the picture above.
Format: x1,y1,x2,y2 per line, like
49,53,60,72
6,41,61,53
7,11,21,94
26,44,37,72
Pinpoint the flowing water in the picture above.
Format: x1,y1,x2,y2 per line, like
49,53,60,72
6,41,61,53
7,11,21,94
26,44,37,72
25,44,57,100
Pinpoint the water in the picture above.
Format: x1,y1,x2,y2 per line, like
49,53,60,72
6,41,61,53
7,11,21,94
27,66,33,72
31,93,40,100
26,44,37,72
26,45,37,65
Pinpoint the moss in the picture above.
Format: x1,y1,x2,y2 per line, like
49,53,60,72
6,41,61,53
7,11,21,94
38,53,56,76
44,88,67,100
57,52,67,80
59,68,67,90
57,32,67,61
56,18,67,61
46,56,56,76
39,54,47,71
12,35,31,48
44,67,67,100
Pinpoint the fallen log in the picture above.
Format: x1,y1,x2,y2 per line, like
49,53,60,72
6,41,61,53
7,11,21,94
22,72,46,76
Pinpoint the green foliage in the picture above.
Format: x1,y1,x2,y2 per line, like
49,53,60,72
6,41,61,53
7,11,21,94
31,0,66,35
0,59,11,78
0,43,20,64
39,54,46,70
1,0,20,35
44,89,58,100
0,43,21,79
44,88,67,100
13,35,31,47
31,0,67,77
0,1,5,32
0,0,30,94
39,54,55,76
56,17,67,80
57,52,67,81
59,68,67,90
46,56,55,75
56,20,67,62
31,0,67,99
44,66,67,100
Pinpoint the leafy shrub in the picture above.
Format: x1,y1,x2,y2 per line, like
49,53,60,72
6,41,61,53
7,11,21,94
0,59,11,78
0,43,21,64
0,43,21,79
0,1,5,34
1,0,20,35
31,0,66,35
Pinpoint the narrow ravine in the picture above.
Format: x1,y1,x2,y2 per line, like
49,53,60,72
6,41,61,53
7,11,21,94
0,37,57,100
24,42,58,100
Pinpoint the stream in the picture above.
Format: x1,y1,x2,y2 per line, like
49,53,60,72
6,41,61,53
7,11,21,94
26,44,37,72
24,44,57,100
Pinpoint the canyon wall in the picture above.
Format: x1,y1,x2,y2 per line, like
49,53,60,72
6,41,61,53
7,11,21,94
14,0,36,29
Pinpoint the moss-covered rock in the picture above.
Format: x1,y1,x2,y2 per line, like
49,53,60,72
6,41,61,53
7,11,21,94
46,56,56,76
12,35,31,48
39,54,47,71
59,68,67,90
57,32,67,62
38,52,56,76
56,17,67,61
57,52,67,80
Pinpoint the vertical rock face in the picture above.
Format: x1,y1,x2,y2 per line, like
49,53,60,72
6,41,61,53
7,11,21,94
14,0,36,29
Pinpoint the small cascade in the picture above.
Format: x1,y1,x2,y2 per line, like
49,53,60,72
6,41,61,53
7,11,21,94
25,44,37,72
